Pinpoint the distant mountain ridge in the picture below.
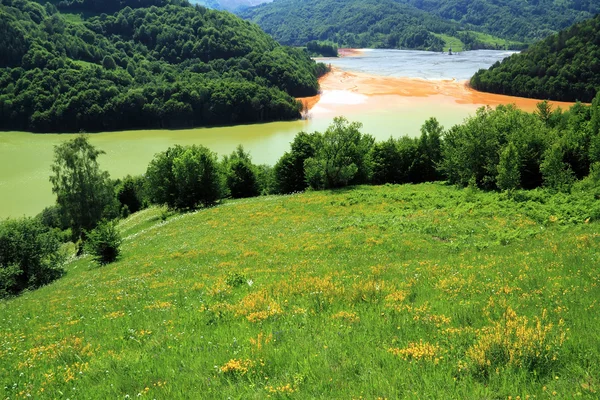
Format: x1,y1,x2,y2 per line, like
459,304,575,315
470,14,600,103
240,0,597,50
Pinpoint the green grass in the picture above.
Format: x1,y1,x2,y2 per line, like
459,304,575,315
433,33,465,52
434,31,526,52
60,13,84,25
70,59,97,68
466,31,525,49
1,184,599,398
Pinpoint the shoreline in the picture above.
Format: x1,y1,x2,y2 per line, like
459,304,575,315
337,48,364,57
300,53,578,114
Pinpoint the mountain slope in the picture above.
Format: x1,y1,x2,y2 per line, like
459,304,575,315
240,0,596,50
397,0,598,42
0,0,325,132
0,184,599,397
239,0,463,50
470,14,600,102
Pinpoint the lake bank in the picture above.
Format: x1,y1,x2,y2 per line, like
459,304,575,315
307,66,575,114
1,49,575,218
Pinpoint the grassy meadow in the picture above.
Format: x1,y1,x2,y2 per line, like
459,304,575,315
1,183,599,398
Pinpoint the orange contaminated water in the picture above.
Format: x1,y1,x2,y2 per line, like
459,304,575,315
298,48,577,114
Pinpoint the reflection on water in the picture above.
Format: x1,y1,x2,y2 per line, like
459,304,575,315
0,50,515,218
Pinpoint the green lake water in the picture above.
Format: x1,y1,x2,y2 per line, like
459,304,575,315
0,50,512,218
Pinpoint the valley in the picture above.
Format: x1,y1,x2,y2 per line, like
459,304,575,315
1,49,571,219
1,0,599,398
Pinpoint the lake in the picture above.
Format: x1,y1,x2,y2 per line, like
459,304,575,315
0,49,545,218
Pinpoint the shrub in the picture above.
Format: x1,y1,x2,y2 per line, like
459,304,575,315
116,175,147,215
85,220,122,265
274,132,318,194
497,142,521,191
541,142,575,192
369,136,419,184
223,146,259,199
304,117,374,189
0,217,65,297
146,145,224,210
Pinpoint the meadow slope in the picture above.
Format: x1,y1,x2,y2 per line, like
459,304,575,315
1,184,599,398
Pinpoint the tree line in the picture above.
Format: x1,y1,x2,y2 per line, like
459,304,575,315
3,96,600,297
471,14,600,103
0,0,328,132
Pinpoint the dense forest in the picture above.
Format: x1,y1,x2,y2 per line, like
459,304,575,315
471,15,600,103
0,0,327,132
239,0,457,50
190,0,271,12
240,0,596,50
397,0,598,42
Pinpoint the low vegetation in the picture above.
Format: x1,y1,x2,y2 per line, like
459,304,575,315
1,184,598,397
1,91,600,396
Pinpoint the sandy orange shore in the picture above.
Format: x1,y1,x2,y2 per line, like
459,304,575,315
298,66,577,114
337,48,364,57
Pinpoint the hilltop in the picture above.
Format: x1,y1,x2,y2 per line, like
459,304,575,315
1,184,599,397
471,14,600,102
0,0,326,132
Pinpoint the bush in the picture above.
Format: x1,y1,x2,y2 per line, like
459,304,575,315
304,117,374,189
274,132,318,194
223,146,260,199
116,175,147,216
369,137,419,185
85,220,122,265
0,217,65,297
146,145,224,210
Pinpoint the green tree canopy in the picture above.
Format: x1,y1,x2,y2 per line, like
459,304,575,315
304,117,374,189
49,136,117,241
146,144,224,209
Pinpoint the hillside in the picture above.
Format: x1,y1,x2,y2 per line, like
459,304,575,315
0,0,326,132
470,15,600,103
240,0,595,50
397,0,598,42
239,0,461,50
1,184,599,397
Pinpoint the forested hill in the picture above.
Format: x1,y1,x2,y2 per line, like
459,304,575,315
397,0,598,42
240,0,596,50
470,15,600,103
239,0,460,51
0,0,326,133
